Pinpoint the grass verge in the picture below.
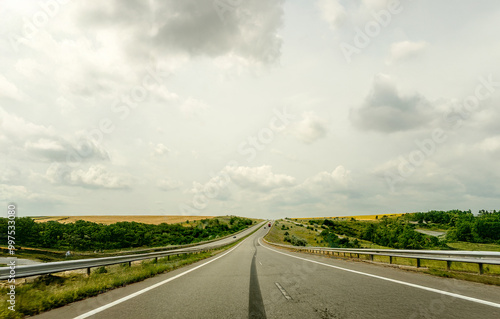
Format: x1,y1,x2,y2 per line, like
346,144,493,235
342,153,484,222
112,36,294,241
424,269,500,286
446,241,500,252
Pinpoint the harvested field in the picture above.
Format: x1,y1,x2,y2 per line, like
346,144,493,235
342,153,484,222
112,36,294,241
32,215,214,225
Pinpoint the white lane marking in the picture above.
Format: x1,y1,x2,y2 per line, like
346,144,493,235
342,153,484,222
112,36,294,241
275,282,292,300
259,238,500,309
73,238,250,319
259,261,262,266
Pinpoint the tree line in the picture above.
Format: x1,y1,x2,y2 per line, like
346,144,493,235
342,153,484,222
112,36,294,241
317,217,443,249
406,209,500,243
0,216,253,251
312,209,500,249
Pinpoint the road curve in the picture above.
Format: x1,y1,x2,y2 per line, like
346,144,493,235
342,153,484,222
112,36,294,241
32,225,500,319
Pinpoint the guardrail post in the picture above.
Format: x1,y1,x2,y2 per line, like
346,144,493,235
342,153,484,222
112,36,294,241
155,257,158,263
416,258,421,268
446,260,451,270
128,261,131,267
389,256,392,264
478,263,484,275
87,267,91,276
168,255,170,261
369,254,373,261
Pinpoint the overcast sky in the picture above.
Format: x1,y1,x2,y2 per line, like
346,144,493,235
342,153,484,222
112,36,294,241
1,0,500,219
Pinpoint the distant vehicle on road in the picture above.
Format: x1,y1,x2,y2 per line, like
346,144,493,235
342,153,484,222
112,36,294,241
264,227,266,229
233,236,236,238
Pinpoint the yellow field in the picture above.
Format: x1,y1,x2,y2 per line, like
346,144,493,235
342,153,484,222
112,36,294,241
295,213,406,221
32,215,214,225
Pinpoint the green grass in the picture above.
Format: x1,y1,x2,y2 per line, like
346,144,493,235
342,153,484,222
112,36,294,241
425,269,500,286
266,220,328,247
447,241,500,252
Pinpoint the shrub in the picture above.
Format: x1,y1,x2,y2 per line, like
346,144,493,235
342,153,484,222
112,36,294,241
94,266,108,274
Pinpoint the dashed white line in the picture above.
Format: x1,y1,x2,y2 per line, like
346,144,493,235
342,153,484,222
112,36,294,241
275,282,293,300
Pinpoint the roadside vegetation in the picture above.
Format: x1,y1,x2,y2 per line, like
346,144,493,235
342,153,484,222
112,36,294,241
0,216,254,254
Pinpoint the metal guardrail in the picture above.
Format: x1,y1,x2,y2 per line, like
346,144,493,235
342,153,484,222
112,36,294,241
262,238,500,274
0,222,266,280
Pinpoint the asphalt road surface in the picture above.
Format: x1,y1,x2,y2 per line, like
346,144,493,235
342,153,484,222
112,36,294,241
33,225,500,319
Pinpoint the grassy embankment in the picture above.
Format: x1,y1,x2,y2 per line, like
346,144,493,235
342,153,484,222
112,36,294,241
0,222,262,318
265,217,500,285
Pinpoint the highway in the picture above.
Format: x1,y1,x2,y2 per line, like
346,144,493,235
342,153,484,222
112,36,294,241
33,224,500,319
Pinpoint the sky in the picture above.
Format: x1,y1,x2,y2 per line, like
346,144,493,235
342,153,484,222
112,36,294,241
1,0,500,219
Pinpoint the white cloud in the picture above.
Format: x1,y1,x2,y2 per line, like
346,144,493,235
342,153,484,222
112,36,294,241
224,165,296,192
0,74,24,100
158,178,182,191
317,0,347,30
387,41,429,64
290,112,329,144
0,108,109,162
0,166,22,184
305,165,352,189
180,97,209,118
46,164,130,189
151,143,171,157
478,136,500,154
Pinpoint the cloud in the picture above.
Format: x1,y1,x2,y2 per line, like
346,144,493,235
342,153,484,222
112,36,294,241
387,40,428,64
224,165,296,191
74,0,284,64
150,143,171,157
0,74,24,100
259,165,353,208
46,164,130,189
349,74,433,133
316,0,347,30
158,178,182,191
304,165,352,189
180,97,209,118
0,108,109,162
290,112,329,144
0,166,22,184
478,136,500,156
